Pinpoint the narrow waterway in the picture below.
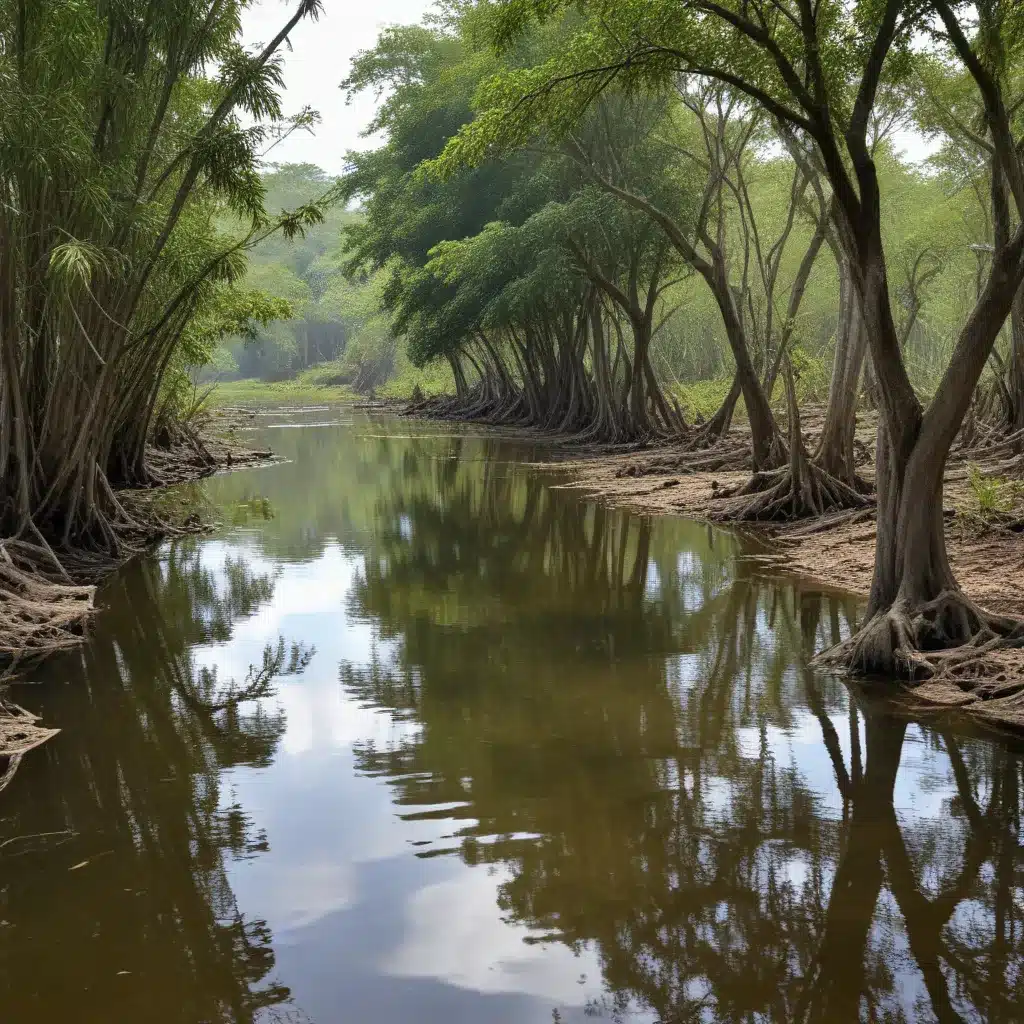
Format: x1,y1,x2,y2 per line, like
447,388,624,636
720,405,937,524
1,410,1022,1023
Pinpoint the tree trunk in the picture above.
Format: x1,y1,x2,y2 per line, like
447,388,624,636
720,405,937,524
826,232,1024,675
710,256,782,470
814,256,869,484
1005,284,1024,431
447,353,468,403
630,321,652,436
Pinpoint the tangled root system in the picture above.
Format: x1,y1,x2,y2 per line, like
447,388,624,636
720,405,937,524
0,700,60,777
711,362,873,522
615,439,752,479
0,541,96,658
815,590,1024,725
711,457,873,522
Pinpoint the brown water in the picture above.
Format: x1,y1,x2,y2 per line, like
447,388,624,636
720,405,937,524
1,410,1022,1023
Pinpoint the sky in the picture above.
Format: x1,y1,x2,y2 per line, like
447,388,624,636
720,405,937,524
240,0,936,176
241,0,437,174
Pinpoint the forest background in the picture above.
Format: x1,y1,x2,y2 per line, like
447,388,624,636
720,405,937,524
212,13,991,432
212,138,973,419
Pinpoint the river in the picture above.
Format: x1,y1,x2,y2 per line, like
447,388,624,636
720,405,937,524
1,410,1022,1022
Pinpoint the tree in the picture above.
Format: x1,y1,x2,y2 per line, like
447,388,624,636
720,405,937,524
434,0,1024,683
0,0,327,570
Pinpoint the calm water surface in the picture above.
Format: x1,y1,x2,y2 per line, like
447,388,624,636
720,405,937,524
1,411,1022,1023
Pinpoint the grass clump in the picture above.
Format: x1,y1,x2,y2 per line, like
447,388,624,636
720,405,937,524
956,465,1024,534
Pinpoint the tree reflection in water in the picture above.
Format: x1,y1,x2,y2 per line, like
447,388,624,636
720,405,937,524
0,538,307,1022
342,446,1024,1023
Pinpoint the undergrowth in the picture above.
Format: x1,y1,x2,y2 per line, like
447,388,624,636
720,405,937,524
209,354,456,407
675,377,736,421
955,465,1024,534
672,354,833,426
377,358,455,399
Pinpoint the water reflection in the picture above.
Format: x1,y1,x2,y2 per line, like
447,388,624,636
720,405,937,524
0,540,298,1021
0,413,1022,1023
340,424,1024,1024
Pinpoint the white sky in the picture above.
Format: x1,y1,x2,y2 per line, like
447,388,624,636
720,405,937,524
241,0,936,175
241,0,437,173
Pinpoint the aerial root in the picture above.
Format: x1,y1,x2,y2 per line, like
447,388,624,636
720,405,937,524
407,390,685,447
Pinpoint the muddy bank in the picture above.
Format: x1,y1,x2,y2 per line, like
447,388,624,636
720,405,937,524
145,409,277,487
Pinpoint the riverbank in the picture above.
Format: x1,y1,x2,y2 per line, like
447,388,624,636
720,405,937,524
0,415,278,763
539,423,1024,729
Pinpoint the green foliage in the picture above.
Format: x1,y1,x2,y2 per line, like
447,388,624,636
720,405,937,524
966,465,1021,515
216,0,1024,440
206,164,400,389
954,465,1024,535
676,378,738,422
209,376,358,407
0,0,332,526
378,355,457,399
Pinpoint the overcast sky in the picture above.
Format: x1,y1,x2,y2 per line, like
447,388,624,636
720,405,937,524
241,0,437,174
241,1,935,174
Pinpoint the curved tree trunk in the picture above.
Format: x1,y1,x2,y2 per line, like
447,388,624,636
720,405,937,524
824,230,1024,677
447,353,469,403
710,256,783,470
1004,286,1024,431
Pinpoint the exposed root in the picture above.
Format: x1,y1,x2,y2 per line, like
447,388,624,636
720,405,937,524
145,419,274,488
0,541,96,657
952,416,1024,472
784,505,875,538
0,417,271,765
0,700,59,769
710,459,873,522
815,589,1024,686
710,362,872,522
405,385,686,448
615,440,752,479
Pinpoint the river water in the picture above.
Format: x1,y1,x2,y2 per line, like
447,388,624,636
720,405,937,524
1,410,1022,1023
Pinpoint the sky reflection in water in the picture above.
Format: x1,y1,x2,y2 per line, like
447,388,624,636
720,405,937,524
1,410,1022,1024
